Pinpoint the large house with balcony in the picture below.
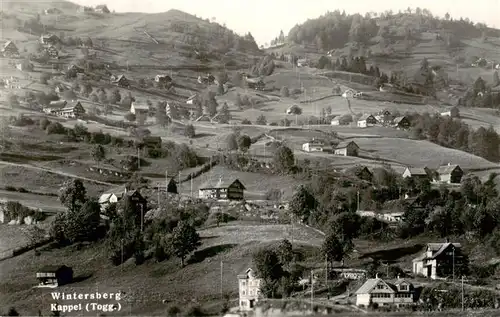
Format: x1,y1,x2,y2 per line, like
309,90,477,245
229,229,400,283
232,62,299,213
355,276,415,307
412,242,465,279
237,268,262,311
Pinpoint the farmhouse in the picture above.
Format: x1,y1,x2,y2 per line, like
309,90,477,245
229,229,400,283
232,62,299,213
379,212,404,223
198,177,245,200
350,166,373,182
95,4,110,13
111,75,129,87
1,40,19,57
36,265,73,288
166,178,178,194
357,114,378,128
44,8,62,14
68,64,84,73
440,106,460,118
334,141,359,156
40,34,60,46
297,58,309,67
392,116,411,129
16,61,33,72
412,242,464,279
54,84,65,94
286,104,301,115
436,164,463,184
330,116,340,125
237,268,262,311
198,73,215,84
155,74,172,83
331,268,367,280
302,139,324,152
130,102,149,115
44,100,85,118
78,6,94,13
186,94,198,104
45,45,59,59
342,89,356,98
402,167,430,180
99,185,147,216
355,276,414,307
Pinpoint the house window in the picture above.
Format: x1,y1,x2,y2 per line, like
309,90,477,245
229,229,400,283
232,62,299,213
242,291,246,295
399,284,407,291
377,284,385,289
242,281,246,286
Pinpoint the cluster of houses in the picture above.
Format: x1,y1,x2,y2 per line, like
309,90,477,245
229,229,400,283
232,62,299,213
78,4,110,14
0,40,19,58
236,241,465,312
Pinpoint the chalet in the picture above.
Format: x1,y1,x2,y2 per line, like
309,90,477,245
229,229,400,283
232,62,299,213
197,74,215,85
440,106,460,118
155,74,172,83
68,64,84,73
350,166,373,182
98,185,147,216
392,116,411,129
45,45,59,59
186,94,197,105
334,141,359,156
412,242,465,279
357,114,378,128
238,268,262,311
330,116,340,126
1,40,19,57
379,212,404,223
331,268,367,280
198,177,245,200
355,276,414,307
95,4,110,13
44,100,85,119
436,164,463,184
402,167,429,180
36,265,73,288
286,105,301,115
302,139,324,152
130,102,149,115
111,75,129,87
245,77,265,90
40,34,60,46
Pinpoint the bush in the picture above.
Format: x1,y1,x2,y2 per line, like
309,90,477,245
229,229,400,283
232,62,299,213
184,124,195,138
46,122,66,134
10,115,34,127
39,118,51,130
241,118,252,125
280,86,290,97
167,305,181,316
40,72,51,84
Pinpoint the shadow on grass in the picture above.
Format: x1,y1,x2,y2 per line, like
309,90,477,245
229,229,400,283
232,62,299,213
187,244,237,264
72,273,93,284
200,235,220,240
359,244,424,262
193,133,215,139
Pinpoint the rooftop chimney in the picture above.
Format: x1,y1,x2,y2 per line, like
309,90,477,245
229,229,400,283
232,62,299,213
448,162,451,166
375,273,379,279
397,274,400,279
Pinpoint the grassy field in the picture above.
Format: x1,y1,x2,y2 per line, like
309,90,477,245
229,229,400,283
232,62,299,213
177,165,299,200
0,221,323,316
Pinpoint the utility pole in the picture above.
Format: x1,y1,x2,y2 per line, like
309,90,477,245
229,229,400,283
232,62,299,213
165,169,168,196
325,255,328,287
357,190,360,211
452,246,455,283
120,239,124,271
310,269,314,313
137,147,140,169
157,182,160,206
461,275,464,311
220,261,223,300
190,177,193,197
140,204,144,232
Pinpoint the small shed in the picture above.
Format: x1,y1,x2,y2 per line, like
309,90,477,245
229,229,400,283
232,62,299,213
334,141,359,156
36,265,73,287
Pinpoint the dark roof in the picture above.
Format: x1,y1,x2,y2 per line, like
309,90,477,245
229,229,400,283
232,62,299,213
336,141,359,149
393,116,408,124
38,265,71,273
199,177,245,190
437,164,461,175
404,167,428,176
358,114,376,121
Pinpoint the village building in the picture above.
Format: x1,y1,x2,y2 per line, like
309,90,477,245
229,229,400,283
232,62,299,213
302,139,324,152
330,116,340,125
44,8,62,14
194,114,212,122
95,4,110,13
68,64,85,73
392,116,411,129
334,141,359,156
237,268,262,311
342,89,357,98
197,73,215,85
98,185,147,217
45,45,59,59
286,104,301,115
198,177,245,200
186,94,198,105
350,166,373,182
1,40,19,57
357,114,378,128
402,167,430,180
54,84,66,94
331,268,367,280
16,61,33,72
166,178,178,194
130,102,149,115
297,58,309,67
379,212,404,223
355,276,415,307
40,34,60,46
412,242,464,279
44,100,85,119
155,74,172,83
440,106,460,118
436,163,463,184
36,265,73,288
111,75,130,87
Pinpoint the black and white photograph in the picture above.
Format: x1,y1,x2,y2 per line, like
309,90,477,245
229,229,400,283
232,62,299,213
0,0,499,316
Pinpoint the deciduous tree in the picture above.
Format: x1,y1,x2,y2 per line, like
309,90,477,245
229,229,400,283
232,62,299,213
59,179,86,212
167,220,201,267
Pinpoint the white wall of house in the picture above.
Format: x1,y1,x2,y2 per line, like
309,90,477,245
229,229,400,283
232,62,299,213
356,293,371,306
357,120,367,128
334,148,347,156
413,261,424,276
